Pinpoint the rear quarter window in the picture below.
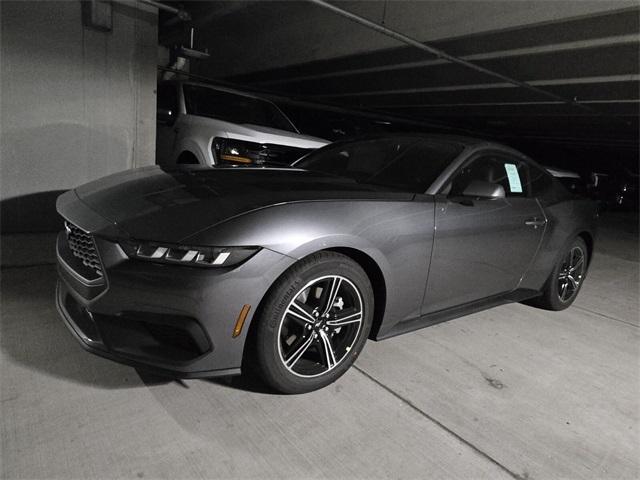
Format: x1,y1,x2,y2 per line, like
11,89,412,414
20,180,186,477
529,165,555,197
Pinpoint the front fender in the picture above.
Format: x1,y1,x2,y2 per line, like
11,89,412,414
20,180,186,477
185,199,436,334
173,137,210,165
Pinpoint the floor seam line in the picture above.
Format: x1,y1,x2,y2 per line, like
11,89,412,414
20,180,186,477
353,364,524,480
573,305,638,328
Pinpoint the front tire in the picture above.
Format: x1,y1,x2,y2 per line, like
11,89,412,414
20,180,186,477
253,252,373,394
177,151,199,165
528,236,588,311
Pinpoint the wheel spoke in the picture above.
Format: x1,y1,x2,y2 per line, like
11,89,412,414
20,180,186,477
569,256,584,273
320,277,342,316
567,275,579,289
556,246,586,303
326,309,362,327
285,335,314,368
286,301,316,325
318,330,337,369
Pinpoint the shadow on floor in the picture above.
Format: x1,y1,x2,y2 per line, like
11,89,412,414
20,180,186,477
202,370,274,394
0,265,171,389
0,264,267,393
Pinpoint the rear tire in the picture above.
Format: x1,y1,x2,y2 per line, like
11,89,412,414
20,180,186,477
528,237,588,311
252,252,373,394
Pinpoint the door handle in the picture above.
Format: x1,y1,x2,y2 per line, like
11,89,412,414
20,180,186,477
525,218,547,228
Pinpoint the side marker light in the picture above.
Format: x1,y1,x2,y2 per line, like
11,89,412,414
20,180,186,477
232,304,251,338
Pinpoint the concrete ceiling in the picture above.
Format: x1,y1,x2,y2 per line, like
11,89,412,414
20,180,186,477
160,1,639,165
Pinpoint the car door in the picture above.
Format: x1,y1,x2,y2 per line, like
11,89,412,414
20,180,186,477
155,83,180,166
422,152,546,314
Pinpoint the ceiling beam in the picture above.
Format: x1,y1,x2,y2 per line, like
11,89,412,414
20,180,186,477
307,0,601,113
375,99,640,109
255,34,640,86
307,0,640,134
313,74,640,98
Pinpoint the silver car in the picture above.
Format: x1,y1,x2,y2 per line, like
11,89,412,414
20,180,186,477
156,81,328,167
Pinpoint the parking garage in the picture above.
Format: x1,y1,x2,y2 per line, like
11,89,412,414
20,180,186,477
1,2,638,479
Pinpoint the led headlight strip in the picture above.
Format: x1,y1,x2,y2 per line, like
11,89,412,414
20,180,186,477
121,242,259,267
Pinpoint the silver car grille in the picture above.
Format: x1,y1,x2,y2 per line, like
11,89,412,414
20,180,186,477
65,221,103,277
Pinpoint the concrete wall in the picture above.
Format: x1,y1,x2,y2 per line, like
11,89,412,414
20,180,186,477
191,0,638,77
0,1,158,233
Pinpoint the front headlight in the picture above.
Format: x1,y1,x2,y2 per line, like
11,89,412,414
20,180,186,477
213,137,267,165
121,241,260,267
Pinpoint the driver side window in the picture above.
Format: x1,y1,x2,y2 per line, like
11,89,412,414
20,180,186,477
447,155,529,197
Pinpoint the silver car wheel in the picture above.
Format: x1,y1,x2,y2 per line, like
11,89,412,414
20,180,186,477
277,275,363,378
557,246,585,303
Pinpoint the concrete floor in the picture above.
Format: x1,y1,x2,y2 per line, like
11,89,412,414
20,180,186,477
1,213,638,479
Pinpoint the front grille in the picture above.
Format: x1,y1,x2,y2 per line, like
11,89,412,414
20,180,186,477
65,221,103,277
262,144,312,166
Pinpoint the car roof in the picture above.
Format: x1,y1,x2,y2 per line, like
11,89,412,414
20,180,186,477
160,80,270,102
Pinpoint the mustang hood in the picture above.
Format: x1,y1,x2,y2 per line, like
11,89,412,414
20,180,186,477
61,166,413,243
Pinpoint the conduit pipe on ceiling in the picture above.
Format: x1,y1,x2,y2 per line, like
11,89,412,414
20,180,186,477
136,0,191,21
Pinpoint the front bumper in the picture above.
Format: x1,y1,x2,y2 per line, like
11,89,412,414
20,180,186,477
55,222,294,378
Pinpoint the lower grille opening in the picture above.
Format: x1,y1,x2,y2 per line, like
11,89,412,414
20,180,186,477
96,312,212,363
144,323,203,355
64,293,102,343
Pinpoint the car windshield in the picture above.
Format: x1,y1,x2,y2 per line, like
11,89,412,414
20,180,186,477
295,137,463,193
183,85,297,133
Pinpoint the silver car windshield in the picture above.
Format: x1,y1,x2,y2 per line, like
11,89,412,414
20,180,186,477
183,85,297,133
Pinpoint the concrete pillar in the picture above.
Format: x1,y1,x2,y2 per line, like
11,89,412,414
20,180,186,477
0,0,158,233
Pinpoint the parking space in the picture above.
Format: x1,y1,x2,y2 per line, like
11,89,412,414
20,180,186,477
2,213,637,479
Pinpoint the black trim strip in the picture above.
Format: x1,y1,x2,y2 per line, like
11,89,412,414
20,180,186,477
377,289,539,340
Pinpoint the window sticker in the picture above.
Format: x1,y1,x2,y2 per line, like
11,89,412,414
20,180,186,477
504,163,523,193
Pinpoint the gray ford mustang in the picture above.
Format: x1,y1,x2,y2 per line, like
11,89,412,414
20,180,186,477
56,134,597,393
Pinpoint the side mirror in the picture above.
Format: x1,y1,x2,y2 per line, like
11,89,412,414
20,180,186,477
462,180,505,199
157,108,175,126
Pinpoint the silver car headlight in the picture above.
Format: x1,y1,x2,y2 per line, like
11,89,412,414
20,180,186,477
121,242,260,267
213,137,267,165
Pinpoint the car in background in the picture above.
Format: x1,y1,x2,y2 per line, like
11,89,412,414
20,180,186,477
56,134,597,394
156,81,329,167
589,169,638,211
609,168,639,210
